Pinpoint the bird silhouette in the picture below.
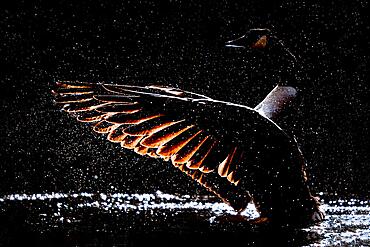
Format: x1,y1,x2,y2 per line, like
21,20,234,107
52,28,324,226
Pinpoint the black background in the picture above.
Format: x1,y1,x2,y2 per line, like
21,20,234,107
1,0,369,199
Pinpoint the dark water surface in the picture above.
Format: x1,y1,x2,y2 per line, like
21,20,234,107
0,192,368,246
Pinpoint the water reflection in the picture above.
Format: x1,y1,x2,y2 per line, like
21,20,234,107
0,192,368,246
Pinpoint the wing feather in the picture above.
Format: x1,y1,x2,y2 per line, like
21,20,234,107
217,147,238,177
171,132,209,164
140,121,192,148
104,112,162,125
121,135,144,149
186,138,217,169
62,101,108,113
123,117,177,136
134,145,149,155
107,125,128,142
55,94,93,103
52,87,94,95
76,111,108,123
95,103,142,113
53,81,260,211
156,128,202,157
197,141,231,173
93,95,139,102
93,121,119,133
56,81,93,89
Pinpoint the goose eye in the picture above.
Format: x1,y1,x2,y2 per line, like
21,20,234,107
252,35,268,49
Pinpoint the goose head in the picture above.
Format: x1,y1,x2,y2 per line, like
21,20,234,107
225,28,273,49
226,29,299,121
225,28,297,69
226,28,298,84
225,28,296,65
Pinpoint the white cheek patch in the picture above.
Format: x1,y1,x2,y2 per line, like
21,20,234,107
255,85,297,121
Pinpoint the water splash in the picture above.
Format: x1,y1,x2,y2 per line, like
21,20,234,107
0,191,260,220
0,192,369,246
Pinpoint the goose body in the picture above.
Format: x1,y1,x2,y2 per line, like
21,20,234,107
52,29,324,226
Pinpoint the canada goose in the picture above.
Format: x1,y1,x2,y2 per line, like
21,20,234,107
52,28,324,226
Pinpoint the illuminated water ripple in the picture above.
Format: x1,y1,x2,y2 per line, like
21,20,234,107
0,192,369,246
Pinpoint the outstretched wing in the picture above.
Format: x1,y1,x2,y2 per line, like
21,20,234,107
53,81,286,211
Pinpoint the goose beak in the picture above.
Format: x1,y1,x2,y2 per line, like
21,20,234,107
225,36,247,48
